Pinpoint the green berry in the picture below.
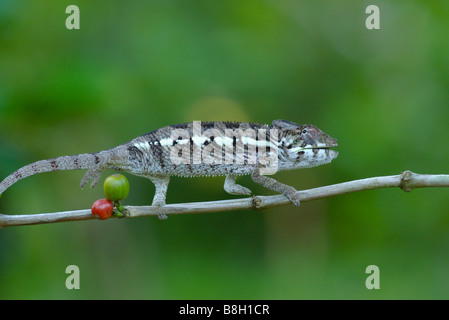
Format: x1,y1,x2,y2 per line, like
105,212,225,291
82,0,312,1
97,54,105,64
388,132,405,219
103,174,130,201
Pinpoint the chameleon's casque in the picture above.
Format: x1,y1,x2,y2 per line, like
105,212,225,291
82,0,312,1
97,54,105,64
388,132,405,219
0,120,338,219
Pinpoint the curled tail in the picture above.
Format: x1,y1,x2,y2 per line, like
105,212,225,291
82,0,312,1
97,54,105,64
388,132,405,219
0,152,110,196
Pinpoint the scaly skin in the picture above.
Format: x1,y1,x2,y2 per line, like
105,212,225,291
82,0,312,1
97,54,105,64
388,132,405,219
0,120,338,219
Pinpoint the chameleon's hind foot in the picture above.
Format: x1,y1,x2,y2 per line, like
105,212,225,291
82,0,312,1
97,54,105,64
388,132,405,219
152,197,168,220
80,168,102,189
147,175,170,220
153,203,168,220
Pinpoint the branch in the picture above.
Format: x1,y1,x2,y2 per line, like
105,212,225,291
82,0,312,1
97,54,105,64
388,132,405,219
1,170,448,228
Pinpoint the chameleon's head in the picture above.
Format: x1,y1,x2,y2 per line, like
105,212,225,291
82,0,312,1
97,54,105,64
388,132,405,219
272,120,339,169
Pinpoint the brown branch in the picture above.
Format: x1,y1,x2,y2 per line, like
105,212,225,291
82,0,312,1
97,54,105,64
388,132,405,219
1,171,448,228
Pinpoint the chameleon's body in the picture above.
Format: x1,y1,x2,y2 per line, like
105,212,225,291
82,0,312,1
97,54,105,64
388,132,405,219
0,120,338,218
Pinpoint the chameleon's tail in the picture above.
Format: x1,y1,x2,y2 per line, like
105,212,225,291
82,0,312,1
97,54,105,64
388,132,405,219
0,152,108,196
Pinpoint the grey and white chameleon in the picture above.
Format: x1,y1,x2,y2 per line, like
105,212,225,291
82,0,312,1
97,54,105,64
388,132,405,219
0,120,338,218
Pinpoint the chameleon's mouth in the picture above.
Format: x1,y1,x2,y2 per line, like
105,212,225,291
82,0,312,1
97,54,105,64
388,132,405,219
289,142,339,161
291,138,338,152
304,146,334,149
290,145,337,152
302,148,339,161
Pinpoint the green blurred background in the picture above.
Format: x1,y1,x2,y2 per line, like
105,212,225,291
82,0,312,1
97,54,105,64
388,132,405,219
0,0,448,299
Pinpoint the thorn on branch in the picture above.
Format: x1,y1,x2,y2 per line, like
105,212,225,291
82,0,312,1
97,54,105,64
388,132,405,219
400,170,414,192
252,196,263,210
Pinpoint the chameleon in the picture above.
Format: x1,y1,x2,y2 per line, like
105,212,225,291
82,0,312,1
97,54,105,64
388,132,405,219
0,120,338,218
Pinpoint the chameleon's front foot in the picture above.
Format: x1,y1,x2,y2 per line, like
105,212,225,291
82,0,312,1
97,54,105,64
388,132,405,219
284,188,301,207
250,171,300,207
224,175,252,196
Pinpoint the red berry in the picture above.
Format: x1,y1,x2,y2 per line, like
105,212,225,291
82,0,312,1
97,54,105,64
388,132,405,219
91,199,114,220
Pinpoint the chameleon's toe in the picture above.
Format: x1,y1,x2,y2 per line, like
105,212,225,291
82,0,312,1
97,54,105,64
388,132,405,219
152,199,168,220
224,175,252,196
80,168,102,189
228,185,252,196
239,186,252,195
286,190,301,207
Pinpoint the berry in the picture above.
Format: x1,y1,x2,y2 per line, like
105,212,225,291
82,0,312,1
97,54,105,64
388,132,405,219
91,199,114,220
103,174,130,201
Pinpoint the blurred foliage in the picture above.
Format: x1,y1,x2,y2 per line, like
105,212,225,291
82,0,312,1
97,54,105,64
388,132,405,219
0,0,449,299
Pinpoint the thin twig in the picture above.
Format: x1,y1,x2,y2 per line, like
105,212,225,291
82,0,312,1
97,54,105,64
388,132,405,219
0,171,448,228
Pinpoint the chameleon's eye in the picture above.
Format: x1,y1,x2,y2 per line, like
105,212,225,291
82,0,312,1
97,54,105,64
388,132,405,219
301,127,318,144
